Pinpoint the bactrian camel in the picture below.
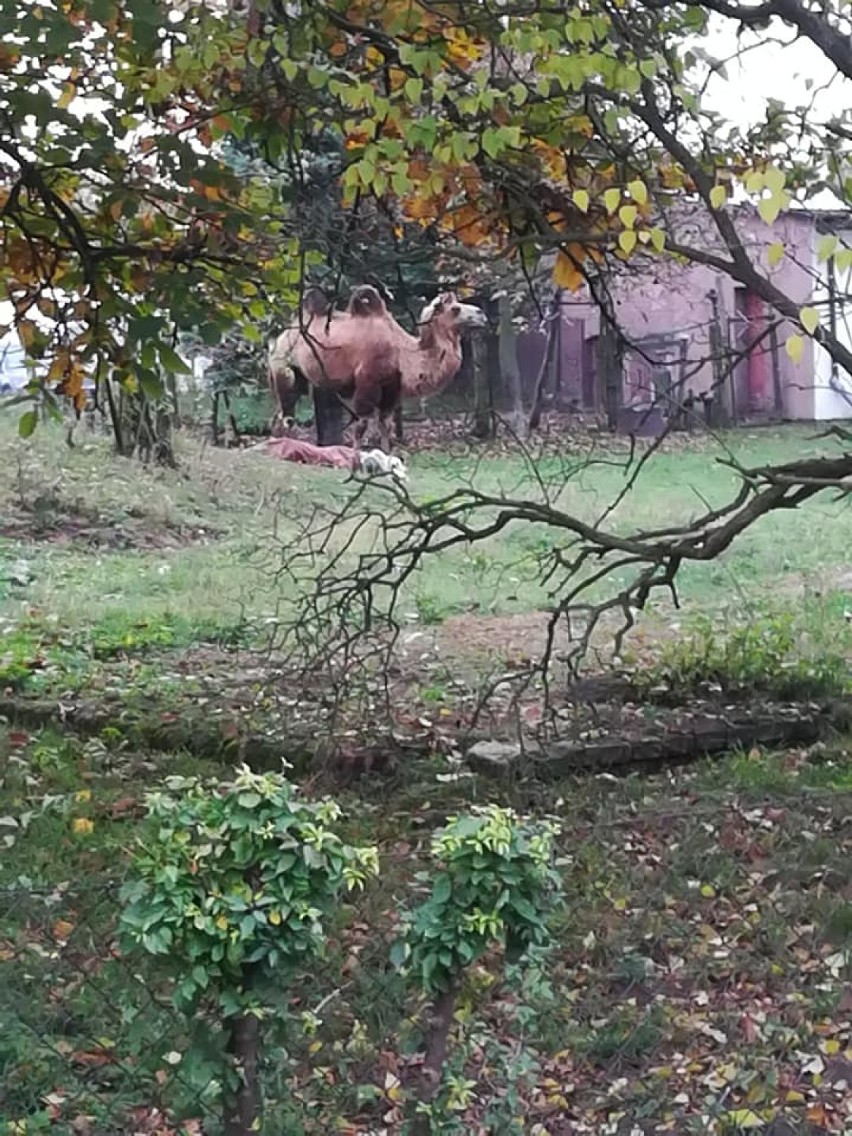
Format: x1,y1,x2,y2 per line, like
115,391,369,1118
267,285,487,451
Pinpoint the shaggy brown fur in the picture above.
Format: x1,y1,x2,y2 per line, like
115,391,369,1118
268,286,486,450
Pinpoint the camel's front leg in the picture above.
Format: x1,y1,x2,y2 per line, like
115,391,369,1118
377,377,401,454
377,414,394,454
352,414,371,457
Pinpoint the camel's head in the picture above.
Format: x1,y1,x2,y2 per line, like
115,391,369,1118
420,292,488,332
301,287,329,318
348,284,388,318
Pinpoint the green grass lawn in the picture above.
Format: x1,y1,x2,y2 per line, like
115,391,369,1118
1,417,850,641
1,414,851,1134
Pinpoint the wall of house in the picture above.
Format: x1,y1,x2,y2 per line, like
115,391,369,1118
812,227,852,420
563,208,828,420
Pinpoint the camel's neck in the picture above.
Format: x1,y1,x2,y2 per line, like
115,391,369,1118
417,323,462,378
400,321,464,397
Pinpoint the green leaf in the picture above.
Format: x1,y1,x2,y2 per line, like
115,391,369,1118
618,204,638,229
158,344,192,375
649,227,666,252
18,409,38,438
767,241,785,267
389,939,410,969
709,184,726,209
572,188,590,214
618,230,638,254
603,187,621,213
431,873,452,905
404,77,423,103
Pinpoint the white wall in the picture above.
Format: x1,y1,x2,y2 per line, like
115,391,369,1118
813,228,852,420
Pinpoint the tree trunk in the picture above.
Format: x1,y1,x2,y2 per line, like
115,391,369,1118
528,292,561,432
393,402,404,445
211,390,221,445
114,390,176,465
313,385,345,446
411,984,460,1136
223,1012,262,1136
471,328,493,439
596,294,623,433
222,390,241,445
497,294,527,439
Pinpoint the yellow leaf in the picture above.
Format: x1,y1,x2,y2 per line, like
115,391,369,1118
618,203,638,229
800,306,820,335
816,234,838,262
745,169,765,193
603,187,621,213
700,883,716,898
57,81,76,109
724,1109,763,1129
709,184,727,209
75,789,92,802
649,227,666,252
786,1091,806,1104
627,178,648,204
758,193,785,225
268,910,282,926
72,817,94,836
552,250,583,292
767,241,785,267
572,188,590,213
764,165,786,194
618,230,637,254
309,1040,323,1054
785,334,804,364
821,1039,841,1055
215,915,229,931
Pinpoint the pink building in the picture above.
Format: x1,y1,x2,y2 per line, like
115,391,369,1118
516,207,852,426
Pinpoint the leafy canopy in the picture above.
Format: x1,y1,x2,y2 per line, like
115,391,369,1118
394,805,563,996
119,766,379,1016
3,0,850,415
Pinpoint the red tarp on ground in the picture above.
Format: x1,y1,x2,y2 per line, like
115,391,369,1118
263,437,357,469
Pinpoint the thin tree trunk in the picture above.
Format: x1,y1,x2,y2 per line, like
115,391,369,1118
769,323,784,416
471,328,493,439
710,281,735,424
222,390,241,445
103,373,125,455
596,295,623,433
411,984,460,1136
211,390,221,446
223,1012,262,1136
393,403,404,444
528,293,560,432
497,294,526,439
